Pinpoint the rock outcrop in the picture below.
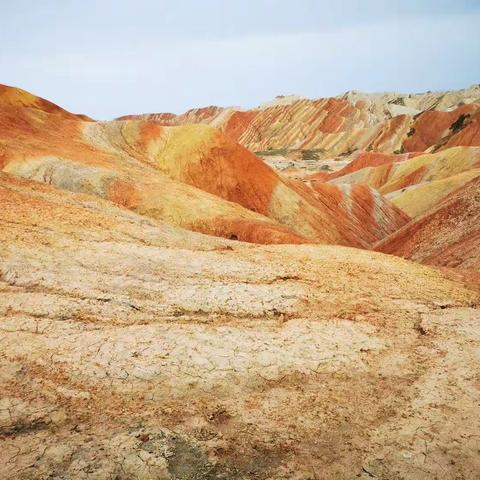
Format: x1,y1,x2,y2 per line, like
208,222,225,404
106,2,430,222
376,176,480,271
119,85,480,156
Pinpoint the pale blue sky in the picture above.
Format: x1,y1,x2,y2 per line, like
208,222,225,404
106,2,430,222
2,0,479,119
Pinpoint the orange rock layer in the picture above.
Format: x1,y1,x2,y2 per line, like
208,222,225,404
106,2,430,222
0,84,407,247
120,86,480,157
376,176,480,271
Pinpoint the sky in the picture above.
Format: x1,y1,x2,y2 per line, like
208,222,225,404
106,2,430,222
2,0,480,119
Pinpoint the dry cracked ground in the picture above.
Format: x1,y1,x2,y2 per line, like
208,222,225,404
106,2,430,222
1,175,480,479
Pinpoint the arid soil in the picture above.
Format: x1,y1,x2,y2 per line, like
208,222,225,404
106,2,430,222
1,84,480,479
1,173,479,479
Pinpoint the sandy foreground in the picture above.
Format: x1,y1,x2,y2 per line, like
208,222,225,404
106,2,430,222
1,175,480,479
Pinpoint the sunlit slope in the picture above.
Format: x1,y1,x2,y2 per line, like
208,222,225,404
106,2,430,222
83,120,408,246
0,84,92,120
0,85,407,246
119,85,480,156
330,146,480,217
0,103,305,244
327,151,419,181
1,168,479,479
438,109,480,151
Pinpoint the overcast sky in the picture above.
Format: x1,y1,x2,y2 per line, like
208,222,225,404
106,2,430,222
2,0,480,119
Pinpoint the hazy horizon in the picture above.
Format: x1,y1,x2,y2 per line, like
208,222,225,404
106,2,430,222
2,0,480,119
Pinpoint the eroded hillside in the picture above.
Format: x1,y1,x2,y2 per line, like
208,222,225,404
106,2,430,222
120,84,480,156
376,175,480,271
0,85,407,247
2,172,480,479
1,84,480,480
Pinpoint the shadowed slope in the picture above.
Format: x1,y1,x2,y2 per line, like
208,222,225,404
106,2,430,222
376,176,480,271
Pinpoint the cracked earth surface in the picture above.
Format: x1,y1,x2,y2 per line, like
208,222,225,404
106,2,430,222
1,175,480,479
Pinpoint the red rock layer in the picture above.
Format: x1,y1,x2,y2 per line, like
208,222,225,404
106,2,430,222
0,84,408,248
328,151,418,181
305,182,410,245
439,110,480,150
375,176,480,270
0,84,92,121
403,104,479,152
120,91,480,156
223,110,259,142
